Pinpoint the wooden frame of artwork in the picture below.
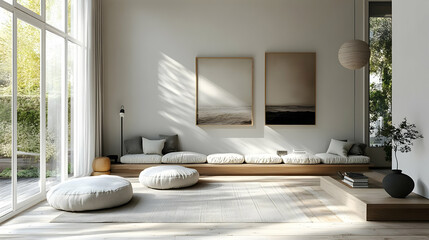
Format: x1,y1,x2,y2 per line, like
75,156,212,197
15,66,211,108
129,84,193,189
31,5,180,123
196,57,254,126
265,52,316,125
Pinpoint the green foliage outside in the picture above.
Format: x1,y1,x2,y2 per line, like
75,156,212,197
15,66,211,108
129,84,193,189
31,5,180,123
0,4,59,177
0,167,54,178
368,17,392,161
17,0,41,15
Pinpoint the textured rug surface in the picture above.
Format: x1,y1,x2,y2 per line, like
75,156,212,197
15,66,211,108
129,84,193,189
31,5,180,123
52,178,342,223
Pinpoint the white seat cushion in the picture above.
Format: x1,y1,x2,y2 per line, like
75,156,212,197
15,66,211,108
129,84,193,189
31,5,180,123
346,155,371,164
244,154,282,164
120,154,162,164
161,151,207,164
282,154,321,164
316,153,347,164
139,165,199,189
316,153,370,164
47,175,133,212
207,153,244,164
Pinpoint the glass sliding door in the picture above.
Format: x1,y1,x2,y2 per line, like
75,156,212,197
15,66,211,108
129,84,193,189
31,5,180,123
0,7,13,217
0,0,86,222
46,31,65,189
17,19,41,203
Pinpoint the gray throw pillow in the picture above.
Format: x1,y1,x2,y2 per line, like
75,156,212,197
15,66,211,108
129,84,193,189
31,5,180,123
159,134,179,154
326,139,353,157
348,142,367,155
124,137,143,154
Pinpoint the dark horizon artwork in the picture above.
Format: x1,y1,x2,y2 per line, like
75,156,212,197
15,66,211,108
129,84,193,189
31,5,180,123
265,52,316,125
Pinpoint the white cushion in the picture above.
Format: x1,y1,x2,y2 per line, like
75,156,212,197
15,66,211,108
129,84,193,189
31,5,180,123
244,154,282,164
346,155,371,164
207,153,244,164
326,139,353,157
142,137,165,155
316,153,347,164
120,154,162,164
282,154,321,164
139,165,199,189
316,153,370,164
47,175,133,212
162,151,207,164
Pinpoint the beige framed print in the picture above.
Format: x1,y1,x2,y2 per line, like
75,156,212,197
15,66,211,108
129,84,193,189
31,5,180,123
265,52,316,125
196,57,253,126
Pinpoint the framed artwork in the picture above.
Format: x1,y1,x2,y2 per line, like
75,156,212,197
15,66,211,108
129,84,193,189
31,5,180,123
265,52,316,125
196,57,253,126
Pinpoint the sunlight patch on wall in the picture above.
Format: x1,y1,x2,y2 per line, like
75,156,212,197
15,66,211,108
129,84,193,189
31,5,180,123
157,53,208,141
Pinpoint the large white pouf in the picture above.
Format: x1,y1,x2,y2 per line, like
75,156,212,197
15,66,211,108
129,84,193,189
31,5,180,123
47,175,133,212
139,165,199,190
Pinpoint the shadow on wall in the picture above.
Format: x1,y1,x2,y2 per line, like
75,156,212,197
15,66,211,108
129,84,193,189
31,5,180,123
416,179,428,198
157,53,321,155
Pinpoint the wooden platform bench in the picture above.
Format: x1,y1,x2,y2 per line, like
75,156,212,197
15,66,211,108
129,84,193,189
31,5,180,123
111,163,370,176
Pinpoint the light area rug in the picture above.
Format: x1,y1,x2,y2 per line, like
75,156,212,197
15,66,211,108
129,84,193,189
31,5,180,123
52,178,344,223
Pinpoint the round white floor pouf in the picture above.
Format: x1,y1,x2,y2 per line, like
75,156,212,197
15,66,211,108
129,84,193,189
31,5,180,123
47,175,133,212
139,165,199,189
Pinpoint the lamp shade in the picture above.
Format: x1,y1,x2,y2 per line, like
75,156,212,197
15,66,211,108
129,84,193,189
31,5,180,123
338,40,370,70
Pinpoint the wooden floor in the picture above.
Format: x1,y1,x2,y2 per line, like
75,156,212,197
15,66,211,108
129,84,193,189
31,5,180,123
1,176,429,239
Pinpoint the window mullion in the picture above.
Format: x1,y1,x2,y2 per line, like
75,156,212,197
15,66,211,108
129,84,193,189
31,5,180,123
62,38,68,182
14,1,44,23
45,25,67,38
41,0,45,22
40,23,46,195
12,8,18,212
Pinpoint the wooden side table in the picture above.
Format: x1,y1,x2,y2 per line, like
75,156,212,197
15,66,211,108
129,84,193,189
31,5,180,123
92,157,111,176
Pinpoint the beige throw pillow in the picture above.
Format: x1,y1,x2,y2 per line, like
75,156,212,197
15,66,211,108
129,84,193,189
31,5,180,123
326,139,353,157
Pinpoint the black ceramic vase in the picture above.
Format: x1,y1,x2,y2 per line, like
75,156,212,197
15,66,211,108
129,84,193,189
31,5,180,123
382,169,414,198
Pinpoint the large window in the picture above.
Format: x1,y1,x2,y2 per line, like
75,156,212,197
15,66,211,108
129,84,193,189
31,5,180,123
368,2,392,149
0,0,85,220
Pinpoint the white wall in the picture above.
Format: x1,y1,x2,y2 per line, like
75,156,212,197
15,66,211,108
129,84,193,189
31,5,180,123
392,0,429,198
102,0,366,157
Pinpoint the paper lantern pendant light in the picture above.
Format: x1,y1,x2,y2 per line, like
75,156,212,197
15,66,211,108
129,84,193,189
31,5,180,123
338,40,370,70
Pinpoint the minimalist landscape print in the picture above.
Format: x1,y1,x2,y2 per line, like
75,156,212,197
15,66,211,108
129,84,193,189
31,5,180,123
196,57,253,125
265,53,316,125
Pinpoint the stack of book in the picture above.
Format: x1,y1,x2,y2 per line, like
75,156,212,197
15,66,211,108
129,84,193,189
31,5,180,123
341,172,368,188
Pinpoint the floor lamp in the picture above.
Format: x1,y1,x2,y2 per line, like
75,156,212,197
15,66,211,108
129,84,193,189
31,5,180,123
120,105,125,157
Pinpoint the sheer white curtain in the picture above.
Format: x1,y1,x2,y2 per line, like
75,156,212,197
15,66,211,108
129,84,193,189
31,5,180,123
74,0,103,177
